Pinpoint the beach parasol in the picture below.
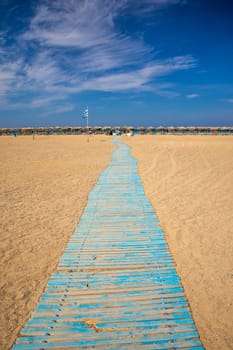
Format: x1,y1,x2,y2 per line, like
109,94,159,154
188,126,196,134
156,126,164,134
137,126,145,134
147,126,155,134
210,127,219,135
177,126,187,134
71,126,81,130
92,126,102,134
221,126,230,134
167,126,175,133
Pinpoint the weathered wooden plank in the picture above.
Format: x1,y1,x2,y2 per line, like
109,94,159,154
13,138,203,349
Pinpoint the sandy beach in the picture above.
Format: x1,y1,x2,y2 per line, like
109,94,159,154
0,134,232,349
0,135,114,350
124,135,233,350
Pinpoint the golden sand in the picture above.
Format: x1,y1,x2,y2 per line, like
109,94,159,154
0,135,114,349
124,135,233,350
0,134,232,349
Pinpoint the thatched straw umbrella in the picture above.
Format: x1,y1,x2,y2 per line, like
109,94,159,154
210,127,218,135
156,126,164,134
38,127,47,134
101,126,111,134
92,126,102,134
167,126,175,134
22,127,33,135
177,126,186,134
70,126,81,134
53,126,62,134
147,126,155,134
198,126,209,134
1,128,8,135
137,126,145,134
32,127,39,134
221,126,230,134
188,126,196,134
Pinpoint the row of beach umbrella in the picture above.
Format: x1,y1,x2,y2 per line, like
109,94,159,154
0,126,232,135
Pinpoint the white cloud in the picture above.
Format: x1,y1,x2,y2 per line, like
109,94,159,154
0,60,24,96
41,104,75,116
1,0,195,111
226,98,233,103
0,94,69,111
186,93,200,99
76,56,196,92
24,0,183,48
25,1,118,48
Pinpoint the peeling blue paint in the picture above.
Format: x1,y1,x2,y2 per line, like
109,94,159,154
13,138,204,349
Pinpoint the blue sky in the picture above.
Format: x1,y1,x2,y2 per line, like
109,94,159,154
0,0,233,127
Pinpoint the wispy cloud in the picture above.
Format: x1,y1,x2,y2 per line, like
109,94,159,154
76,56,196,92
0,60,23,96
0,0,196,114
186,93,200,99
226,98,233,103
41,104,75,116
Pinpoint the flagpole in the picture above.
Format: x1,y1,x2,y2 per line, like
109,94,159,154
86,106,89,143
82,107,89,143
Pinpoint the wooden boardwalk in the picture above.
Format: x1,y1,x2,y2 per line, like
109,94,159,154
13,139,204,349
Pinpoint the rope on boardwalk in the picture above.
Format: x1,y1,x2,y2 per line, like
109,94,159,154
13,138,204,349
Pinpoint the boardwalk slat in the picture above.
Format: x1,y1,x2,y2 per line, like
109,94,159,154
13,138,203,349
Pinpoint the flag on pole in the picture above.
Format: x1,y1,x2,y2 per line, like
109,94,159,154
82,107,88,119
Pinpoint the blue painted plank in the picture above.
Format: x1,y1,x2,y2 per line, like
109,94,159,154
13,138,204,349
